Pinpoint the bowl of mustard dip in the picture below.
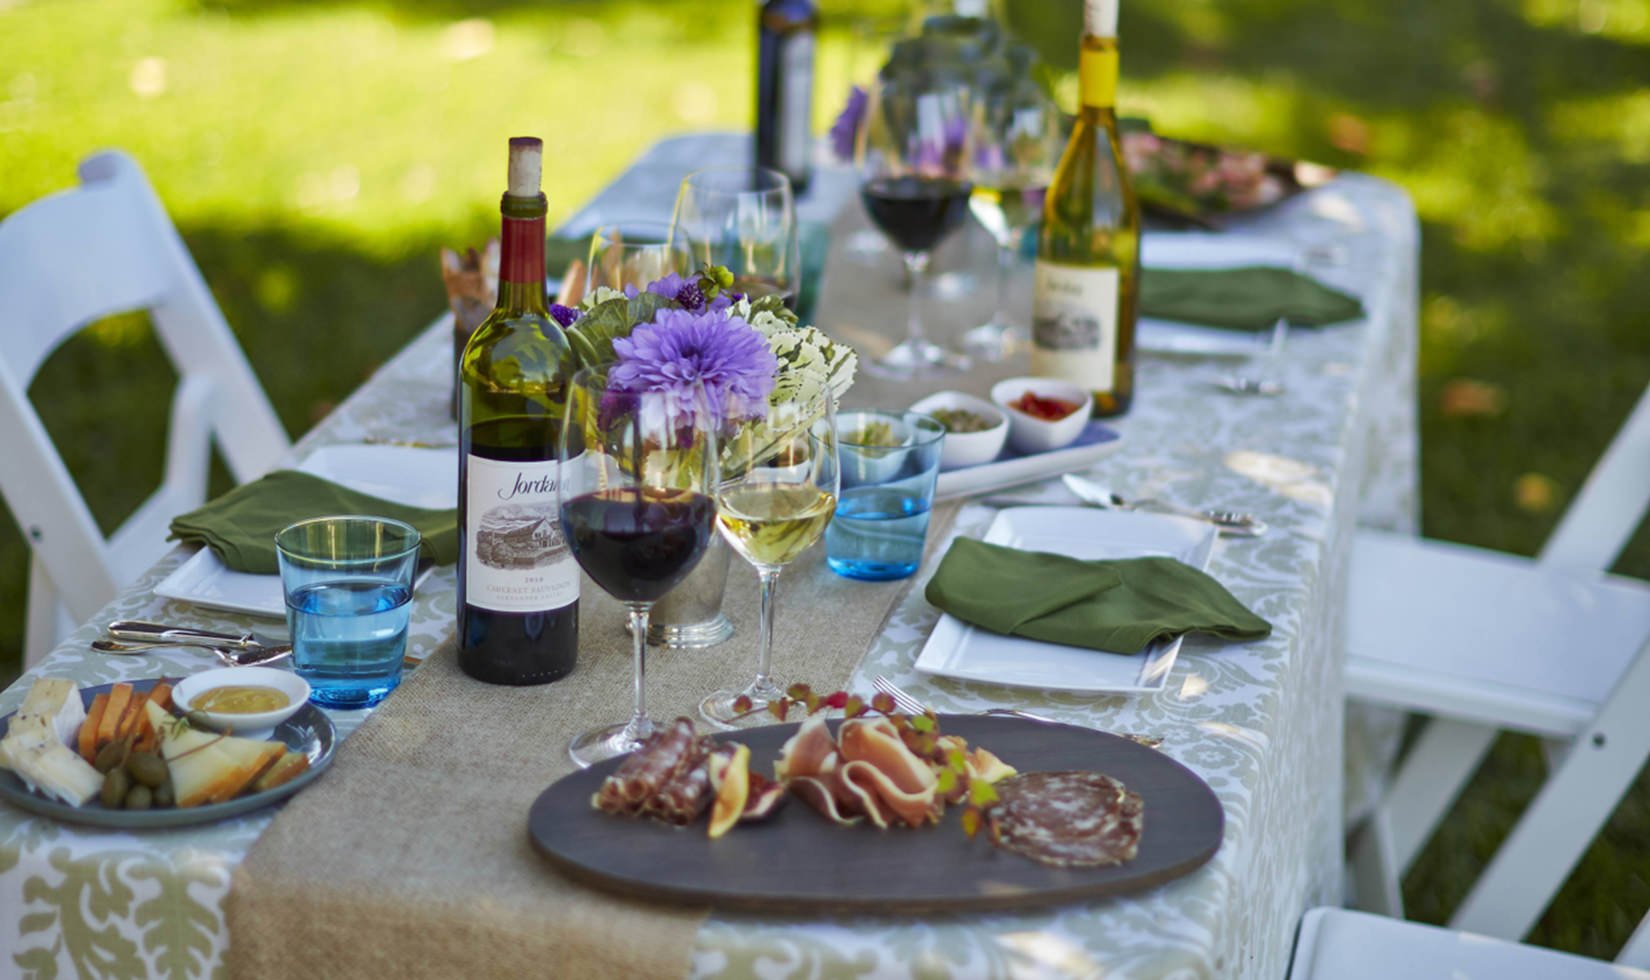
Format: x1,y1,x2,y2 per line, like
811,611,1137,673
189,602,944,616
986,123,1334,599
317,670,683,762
173,666,311,737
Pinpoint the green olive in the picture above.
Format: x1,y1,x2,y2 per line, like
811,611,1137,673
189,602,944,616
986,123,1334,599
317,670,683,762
152,783,174,808
124,784,153,811
126,751,167,789
99,768,130,808
94,741,124,774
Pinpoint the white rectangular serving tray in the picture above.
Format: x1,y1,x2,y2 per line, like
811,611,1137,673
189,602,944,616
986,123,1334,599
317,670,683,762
933,422,1122,501
914,507,1217,694
154,445,455,619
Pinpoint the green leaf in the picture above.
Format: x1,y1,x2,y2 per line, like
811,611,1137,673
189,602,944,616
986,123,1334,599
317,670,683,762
935,767,958,795
565,295,636,368
908,713,936,734
627,290,670,326
969,778,1000,808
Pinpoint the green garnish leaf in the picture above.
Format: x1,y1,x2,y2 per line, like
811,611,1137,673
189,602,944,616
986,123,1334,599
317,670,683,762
935,767,958,795
968,778,1000,808
908,713,936,734
961,806,984,839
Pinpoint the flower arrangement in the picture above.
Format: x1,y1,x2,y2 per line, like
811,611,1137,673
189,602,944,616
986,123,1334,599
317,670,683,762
552,265,858,461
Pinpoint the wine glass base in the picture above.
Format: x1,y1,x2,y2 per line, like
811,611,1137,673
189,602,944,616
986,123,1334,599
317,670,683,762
961,320,1026,362
700,679,788,730
569,716,654,769
865,338,971,380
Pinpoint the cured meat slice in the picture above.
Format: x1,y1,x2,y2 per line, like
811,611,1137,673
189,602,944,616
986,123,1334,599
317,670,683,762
775,716,836,781
987,771,1144,868
591,717,699,816
644,739,716,825
789,776,863,825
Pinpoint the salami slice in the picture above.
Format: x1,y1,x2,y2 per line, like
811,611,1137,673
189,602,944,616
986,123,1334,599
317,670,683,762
591,718,699,816
987,771,1144,868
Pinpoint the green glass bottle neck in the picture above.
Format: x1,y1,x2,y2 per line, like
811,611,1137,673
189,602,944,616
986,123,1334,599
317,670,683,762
1078,35,1119,115
498,191,548,314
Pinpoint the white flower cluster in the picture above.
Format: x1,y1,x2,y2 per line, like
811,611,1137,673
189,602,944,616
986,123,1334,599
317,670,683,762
727,298,860,408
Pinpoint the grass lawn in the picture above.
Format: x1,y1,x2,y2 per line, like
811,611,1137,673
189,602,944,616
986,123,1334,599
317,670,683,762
2,0,1648,958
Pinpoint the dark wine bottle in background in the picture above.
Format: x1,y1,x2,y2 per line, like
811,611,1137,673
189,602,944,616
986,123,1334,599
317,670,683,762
756,0,816,193
457,137,580,685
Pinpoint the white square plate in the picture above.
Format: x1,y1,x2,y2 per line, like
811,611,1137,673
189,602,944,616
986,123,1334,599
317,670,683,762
913,507,1217,694
1138,232,1299,357
154,445,455,618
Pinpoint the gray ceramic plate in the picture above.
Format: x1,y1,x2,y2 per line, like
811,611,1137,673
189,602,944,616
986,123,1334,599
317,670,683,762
0,679,336,828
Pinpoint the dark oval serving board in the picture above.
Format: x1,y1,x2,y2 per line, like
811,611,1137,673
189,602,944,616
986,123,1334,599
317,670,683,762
528,714,1223,913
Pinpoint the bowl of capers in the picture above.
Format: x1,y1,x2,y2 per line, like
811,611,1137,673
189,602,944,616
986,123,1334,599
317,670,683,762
911,391,1009,470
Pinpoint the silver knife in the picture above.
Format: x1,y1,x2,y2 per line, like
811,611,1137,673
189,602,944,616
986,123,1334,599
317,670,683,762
107,620,263,650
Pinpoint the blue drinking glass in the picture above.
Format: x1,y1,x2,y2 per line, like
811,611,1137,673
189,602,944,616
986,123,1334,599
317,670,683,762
826,410,946,581
274,515,421,709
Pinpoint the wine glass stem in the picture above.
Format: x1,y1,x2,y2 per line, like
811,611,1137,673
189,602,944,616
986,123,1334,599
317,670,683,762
993,237,1014,325
903,251,931,344
626,602,650,727
754,567,781,691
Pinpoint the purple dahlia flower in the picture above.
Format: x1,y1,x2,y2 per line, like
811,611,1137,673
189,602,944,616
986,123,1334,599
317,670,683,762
609,308,777,427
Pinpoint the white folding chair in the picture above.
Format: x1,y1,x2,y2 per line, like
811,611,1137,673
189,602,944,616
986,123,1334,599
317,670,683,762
1344,381,1650,936
0,150,289,667
1290,904,1650,980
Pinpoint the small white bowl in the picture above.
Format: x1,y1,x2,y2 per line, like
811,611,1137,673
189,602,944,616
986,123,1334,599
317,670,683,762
910,391,1009,470
173,666,310,737
837,410,914,484
989,377,1094,455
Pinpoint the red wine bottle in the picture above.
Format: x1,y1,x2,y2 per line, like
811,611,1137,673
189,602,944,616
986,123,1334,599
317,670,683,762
457,137,580,685
756,0,816,193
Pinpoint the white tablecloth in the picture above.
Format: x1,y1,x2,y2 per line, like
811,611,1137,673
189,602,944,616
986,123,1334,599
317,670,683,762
0,133,1417,979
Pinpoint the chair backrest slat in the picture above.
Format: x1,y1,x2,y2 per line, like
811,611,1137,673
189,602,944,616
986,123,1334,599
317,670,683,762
1540,383,1650,573
0,151,291,666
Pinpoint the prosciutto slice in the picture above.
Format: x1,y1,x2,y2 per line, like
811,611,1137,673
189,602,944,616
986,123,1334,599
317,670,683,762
837,718,940,828
592,717,699,816
988,771,1144,868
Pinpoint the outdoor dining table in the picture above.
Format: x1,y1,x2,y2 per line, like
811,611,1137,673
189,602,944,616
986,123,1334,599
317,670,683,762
0,133,1417,979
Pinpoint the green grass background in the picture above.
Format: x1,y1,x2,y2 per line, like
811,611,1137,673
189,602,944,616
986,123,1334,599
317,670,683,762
2,0,1647,958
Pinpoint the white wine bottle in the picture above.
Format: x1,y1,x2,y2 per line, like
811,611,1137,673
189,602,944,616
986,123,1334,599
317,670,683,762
1031,0,1141,417
457,137,580,685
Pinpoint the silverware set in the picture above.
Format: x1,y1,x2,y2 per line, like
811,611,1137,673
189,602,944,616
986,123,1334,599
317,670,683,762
91,621,292,667
871,675,1163,750
982,473,1266,538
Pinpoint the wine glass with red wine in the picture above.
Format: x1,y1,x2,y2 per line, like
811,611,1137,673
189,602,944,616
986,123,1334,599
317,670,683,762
560,366,719,767
670,167,800,310
855,75,975,378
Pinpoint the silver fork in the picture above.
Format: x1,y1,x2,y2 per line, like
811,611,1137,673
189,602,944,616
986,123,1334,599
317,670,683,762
871,675,1163,749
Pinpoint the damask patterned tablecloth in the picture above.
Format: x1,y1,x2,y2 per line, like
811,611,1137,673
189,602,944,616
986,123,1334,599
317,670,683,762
0,134,1417,979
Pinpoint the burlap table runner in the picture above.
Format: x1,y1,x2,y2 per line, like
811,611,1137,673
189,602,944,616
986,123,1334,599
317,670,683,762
227,498,960,978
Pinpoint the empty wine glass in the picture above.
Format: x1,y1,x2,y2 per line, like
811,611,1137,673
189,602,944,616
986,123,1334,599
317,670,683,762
855,75,975,378
561,367,719,767
585,221,692,294
671,167,800,309
700,395,840,728
962,80,1061,360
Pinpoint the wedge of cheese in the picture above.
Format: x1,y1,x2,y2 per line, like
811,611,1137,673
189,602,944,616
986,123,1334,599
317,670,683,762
1,679,102,806
145,701,284,807
16,678,86,746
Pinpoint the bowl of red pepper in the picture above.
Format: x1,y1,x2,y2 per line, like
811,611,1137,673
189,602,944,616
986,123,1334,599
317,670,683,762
989,377,1093,455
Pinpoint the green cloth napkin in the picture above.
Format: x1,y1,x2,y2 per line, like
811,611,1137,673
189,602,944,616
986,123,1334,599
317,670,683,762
1139,265,1363,331
168,470,458,574
924,537,1271,654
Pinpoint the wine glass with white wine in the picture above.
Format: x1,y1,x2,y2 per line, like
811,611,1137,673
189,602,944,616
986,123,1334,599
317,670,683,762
963,79,1061,360
700,395,839,728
